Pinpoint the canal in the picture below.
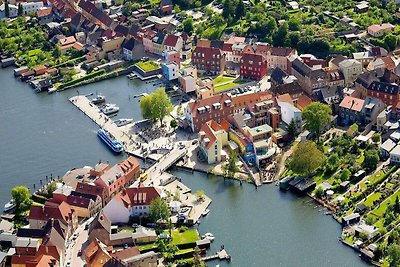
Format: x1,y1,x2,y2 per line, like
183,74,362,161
0,68,368,266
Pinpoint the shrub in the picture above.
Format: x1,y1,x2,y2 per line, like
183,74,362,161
179,226,188,233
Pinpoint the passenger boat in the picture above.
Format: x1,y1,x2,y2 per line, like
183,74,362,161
97,129,123,153
114,118,133,127
202,209,210,216
101,104,119,115
91,95,106,104
4,199,15,212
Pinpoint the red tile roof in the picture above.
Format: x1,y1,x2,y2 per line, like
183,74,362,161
59,36,76,46
37,7,52,18
339,96,365,112
188,94,231,118
296,95,313,111
164,34,180,47
114,185,161,207
111,247,140,260
199,121,218,149
277,93,293,105
29,201,75,224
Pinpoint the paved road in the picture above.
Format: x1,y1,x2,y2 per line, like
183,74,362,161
65,219,91,267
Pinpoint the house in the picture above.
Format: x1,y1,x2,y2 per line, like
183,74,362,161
255,44,296,73
37,7,53,25
0,3,18,18
355,1,368,12
367,23,394,37
109,250,159,267
180,74,197,94
355,223,379,239
277,97,302,126
191,46,226,75
122,38,144,61
363,96,385,125
163,34,183,53
240,52,267,80
353,52,373,68
338,59,362,86
291,58,329,95
367,57,396,72
342,213,360,227
21,1,44,15
160,0,173,15
84,239,112,267
338,96,365,126
198,120,228,164
162,63,179,81
66,194,99,218
165,50,180,68
287,1,299,9
103,185,161,224
28,201,78,232
151,32,166,56
390,145,400,164
381,138,397,157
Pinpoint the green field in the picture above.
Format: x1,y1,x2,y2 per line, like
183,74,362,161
136,61,160,72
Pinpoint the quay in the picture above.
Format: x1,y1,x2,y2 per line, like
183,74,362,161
202,249,231,262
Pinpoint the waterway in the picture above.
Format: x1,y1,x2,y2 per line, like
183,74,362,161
0,68,368,266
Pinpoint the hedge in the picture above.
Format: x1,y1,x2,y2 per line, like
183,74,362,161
58,69,106,89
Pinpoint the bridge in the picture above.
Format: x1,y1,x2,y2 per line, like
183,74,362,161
145,147,187,182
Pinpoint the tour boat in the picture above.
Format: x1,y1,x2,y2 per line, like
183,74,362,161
114,118,133,127
202,232,215,242
4,199,15,212
202,209,210,216
91,95,106,104
101,104,119,115
97,129,123,153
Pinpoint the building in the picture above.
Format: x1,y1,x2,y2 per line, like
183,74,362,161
84,239,112,267
240,52,267,80
37,7,53,24
198,120,228,164
160,0,173,14
380,138,396,158
179,74,197,94
102,185,162,224
367,23,394,37
162,63,178,81
338,59,362,86
163,34,183,53
390,145,400,164
0,3,18,18
291,58,329,95
21,1,44,15
191,46,226,75
277,97,302,126
164,50,180,68
338,96,365,126
122,38,144,61
255,44,296,73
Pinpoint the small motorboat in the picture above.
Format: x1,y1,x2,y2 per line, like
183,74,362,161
202,209,210,216
91,95,106,104
115,118,133,127
4,199,15,212
101,104,119,115
202,232,215,242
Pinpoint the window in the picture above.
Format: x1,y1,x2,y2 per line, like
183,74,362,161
79,185,84,189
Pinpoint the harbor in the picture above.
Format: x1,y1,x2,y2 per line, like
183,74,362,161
0,69,369,267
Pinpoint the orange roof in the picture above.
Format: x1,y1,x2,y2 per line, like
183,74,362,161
37,7,52,18
61,42,84,51
85,240,100,260
220,119,231,131
339,96,365,112
59,36,76,46
196,39,211,48
296,95,312,111
111,247,140,260
276,93,293,105
114,186,161,208
226,36,246,44
199,120,219,149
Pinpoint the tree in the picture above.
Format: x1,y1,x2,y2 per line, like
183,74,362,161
315,186,324,198
149,197,170,223
363,148,379,172
18,3,23,16
287,118,297,139
272,23,288,47
288,17,301,31
371,133,381,143
384,34,398,51
339,169,351,181
223,151,239,178
395,196,400,214
11,186,31,213
53,44,61,58
182,17,194,35
193,246,202,267
388,244,400,267
288,141,324,176
5,0,10,18
139,88,173,125
302,102,332,140
173,190,180,201
195,190,205,202
170,119,177,129
235,0,245,20
46,182,57,196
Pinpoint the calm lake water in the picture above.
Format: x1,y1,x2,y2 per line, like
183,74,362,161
0,68,368,266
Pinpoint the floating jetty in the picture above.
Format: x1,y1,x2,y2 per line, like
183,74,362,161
202,249,231,262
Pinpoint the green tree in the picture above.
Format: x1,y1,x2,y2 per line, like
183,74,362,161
388,244,400,267
288,141,324,176
139,88,173,125
363,148,379,172
302,102,332,140
384,34,398,51
371,133,381,143
193,246,202,267
339,169,351,181
235,0,245,19
183,17,194,35
173,190,180,201
46,182,57,196
170,119,177,129
195,190,205,202
272,23,288,47
11,186,31,213
288,17,301,31
315,186,324,198
395,196,400,213
53,44,61,58
149,197,170,223
223,151,239,178
18,3,23,16
5,0,10,18
287,118,297,139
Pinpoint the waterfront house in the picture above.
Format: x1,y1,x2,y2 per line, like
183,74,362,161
103,185,161,224
110,249,159,267
165,50,181,68
162,63,179,81
341,213,360,227
198,120,229,164
355,223,379,239
122,38,144,61
179,74,197,94
163,34,183,53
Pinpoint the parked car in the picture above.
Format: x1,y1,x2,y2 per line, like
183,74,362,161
191,140,198,145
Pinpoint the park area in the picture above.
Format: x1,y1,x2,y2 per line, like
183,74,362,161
213,75,246,92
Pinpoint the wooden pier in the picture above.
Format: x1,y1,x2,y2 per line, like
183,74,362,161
202,249,231,262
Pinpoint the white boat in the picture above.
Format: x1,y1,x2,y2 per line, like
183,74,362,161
202,232,215,242
114,118,133,127
202,209,210,216
4,199,15,212
91,95,106,104
101,104,119,115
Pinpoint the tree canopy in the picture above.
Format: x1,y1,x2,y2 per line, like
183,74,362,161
11,186,32,213
139,88,173,125
302,102,332,139
149,197,170,223
288,141,324,176
388,244,400,267
223,151,240,178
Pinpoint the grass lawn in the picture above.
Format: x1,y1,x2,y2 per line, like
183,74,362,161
136,61,160,72
138,242,157,251
363,192,382,207
214,82,242,92
170,229,199,245
213,75,235,86
371,189,400,217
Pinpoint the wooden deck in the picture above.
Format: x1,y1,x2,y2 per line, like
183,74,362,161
202,249,231,262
